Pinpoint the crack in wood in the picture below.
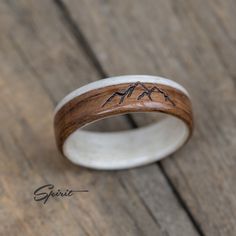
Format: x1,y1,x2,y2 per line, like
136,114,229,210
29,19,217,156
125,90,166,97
102,81,176,107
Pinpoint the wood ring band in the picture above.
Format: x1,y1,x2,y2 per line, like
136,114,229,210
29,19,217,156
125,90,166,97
54,75,193,170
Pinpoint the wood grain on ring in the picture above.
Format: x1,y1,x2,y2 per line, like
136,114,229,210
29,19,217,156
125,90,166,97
54,82,193,154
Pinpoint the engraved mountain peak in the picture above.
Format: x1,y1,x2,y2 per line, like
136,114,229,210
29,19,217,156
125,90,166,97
102,81,175,107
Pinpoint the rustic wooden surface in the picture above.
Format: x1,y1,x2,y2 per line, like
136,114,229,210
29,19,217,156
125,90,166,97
0,0,235,235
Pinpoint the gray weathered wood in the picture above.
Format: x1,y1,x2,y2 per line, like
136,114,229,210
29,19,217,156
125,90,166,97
0,0,200,235
62,0,236,235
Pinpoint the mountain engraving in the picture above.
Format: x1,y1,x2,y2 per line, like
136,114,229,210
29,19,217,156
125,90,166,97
102,81,175,107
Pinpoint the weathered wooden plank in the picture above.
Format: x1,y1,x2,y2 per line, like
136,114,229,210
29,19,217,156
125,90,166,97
62,0,236,235
0,0,199,235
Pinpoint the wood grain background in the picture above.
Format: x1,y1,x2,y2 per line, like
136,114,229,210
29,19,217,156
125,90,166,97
0,0,235,235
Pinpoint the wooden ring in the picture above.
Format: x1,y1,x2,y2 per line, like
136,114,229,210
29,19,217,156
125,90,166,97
54,75,193,170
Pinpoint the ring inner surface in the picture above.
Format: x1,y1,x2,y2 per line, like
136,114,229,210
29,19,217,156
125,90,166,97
63,113,189,170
